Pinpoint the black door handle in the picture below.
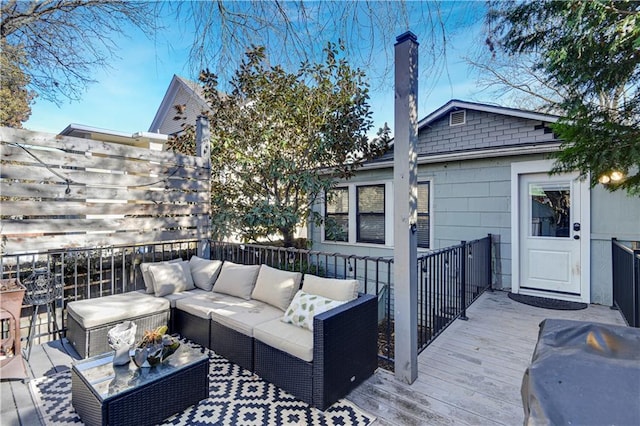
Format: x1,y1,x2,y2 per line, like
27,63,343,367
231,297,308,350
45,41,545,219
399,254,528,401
573,235,580,240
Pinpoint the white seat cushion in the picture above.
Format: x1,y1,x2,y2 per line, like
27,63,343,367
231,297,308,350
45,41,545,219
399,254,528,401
162,288,210,308
175,292,237,319
67,290,169,329
208,298,283,337
254,318,314,362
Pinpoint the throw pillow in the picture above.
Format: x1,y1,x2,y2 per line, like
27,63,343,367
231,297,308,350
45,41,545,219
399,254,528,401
189,256,223,291
140,258,183,294
212,262,260,300
251,264,302,311
301,274,359,301
281,290,346,331
148,262,189,297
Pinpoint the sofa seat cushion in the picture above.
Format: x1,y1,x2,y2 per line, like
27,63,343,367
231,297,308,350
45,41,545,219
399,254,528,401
67,290,170,329
254,318,313,362
175,292,238,319
162,288,210,308
208,298,283,337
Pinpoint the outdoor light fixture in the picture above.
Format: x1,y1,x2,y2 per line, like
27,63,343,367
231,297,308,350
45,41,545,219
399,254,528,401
598,170,625,185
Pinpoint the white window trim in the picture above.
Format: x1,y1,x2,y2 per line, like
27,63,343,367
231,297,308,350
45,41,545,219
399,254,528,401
321,180,394,247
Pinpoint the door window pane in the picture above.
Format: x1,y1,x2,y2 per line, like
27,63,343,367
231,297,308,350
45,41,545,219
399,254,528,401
530,183,570,238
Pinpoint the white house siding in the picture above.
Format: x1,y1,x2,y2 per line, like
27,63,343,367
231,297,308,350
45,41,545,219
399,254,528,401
155,85,207,136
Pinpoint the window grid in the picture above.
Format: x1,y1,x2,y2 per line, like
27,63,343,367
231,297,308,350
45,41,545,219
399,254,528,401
324,187,349,242
356,184,385,244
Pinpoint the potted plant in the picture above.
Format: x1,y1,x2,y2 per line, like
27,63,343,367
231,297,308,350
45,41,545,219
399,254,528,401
132,326,180,368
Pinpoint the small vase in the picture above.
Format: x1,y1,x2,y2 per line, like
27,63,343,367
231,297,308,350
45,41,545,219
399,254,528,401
112,346,131,366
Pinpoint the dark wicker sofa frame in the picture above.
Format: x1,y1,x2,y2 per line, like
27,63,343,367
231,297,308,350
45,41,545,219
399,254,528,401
173,293,378,410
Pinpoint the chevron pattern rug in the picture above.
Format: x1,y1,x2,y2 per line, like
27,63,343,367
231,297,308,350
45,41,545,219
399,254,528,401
29,343,374,426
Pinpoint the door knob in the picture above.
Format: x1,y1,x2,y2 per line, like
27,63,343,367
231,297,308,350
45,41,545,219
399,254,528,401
573,223,581,231
573,235,580,240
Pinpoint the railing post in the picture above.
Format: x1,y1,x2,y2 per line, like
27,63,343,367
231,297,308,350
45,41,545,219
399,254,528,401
487,234,493,292
459,241,468,321
196,115,211,259
634,248,640,327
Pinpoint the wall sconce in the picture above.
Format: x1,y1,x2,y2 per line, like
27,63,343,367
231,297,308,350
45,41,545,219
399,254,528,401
598,171,625,185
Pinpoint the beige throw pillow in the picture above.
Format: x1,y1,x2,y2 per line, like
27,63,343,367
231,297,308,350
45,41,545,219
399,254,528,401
148,262,189,297
212,262,260,300
140,258,183,294
251,265,302,311
281,290,346,331
189,256,223,291
301,274,359,301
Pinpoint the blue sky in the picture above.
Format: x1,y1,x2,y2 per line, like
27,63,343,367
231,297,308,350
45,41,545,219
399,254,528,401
24,2,492,137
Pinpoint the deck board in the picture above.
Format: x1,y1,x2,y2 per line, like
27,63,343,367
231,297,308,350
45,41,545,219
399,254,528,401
352,290,627,425
1,290,627,425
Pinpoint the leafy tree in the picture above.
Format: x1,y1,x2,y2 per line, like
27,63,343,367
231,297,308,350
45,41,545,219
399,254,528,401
486,0,640,194
169,44,390,246
0,42,35,127
0,0,156,105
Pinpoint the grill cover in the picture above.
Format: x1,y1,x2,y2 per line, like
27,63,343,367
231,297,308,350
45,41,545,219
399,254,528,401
522,319,640,425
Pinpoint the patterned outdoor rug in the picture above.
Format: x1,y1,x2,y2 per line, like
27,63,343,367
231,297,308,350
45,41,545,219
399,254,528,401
29,343,374,426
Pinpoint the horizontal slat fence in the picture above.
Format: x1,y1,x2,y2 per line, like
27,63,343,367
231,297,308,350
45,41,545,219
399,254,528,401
0,126,211,253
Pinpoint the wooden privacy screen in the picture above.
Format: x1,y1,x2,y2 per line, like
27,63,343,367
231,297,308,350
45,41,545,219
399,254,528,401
0,124,211,254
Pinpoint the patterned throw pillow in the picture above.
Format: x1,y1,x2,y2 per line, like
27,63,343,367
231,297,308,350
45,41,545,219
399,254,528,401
281,290,346,331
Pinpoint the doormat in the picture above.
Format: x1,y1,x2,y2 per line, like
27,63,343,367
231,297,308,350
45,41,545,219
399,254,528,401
29,343,375,426
508,292,587,310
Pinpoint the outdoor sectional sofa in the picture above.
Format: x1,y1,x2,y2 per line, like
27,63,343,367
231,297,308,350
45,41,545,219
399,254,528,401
66,256,378,410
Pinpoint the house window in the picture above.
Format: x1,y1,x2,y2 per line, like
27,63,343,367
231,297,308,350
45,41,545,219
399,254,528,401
325,188,349,242
417,182,430,248
357,185,385,244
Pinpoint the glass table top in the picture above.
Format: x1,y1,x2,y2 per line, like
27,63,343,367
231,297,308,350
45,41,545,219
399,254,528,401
72,344,208,401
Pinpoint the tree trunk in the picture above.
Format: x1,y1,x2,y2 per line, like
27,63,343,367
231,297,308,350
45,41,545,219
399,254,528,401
281,228,295,248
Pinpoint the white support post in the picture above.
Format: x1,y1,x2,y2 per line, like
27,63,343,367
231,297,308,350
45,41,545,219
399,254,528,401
196,116,212,258
393,31,419,384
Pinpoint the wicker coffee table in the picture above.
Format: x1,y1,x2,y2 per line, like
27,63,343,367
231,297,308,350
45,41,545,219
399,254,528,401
71,344,208,426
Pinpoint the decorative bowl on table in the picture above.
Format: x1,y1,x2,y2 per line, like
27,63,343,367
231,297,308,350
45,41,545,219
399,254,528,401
131,326,180,368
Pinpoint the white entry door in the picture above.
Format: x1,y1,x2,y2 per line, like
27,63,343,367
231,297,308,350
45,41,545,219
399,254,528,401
513,164,590,302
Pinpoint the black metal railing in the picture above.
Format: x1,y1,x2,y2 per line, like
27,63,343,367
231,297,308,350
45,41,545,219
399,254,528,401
612,238,640,327
0,240,198,344
1,236,493,369
417,235,493,352
209,241,395,367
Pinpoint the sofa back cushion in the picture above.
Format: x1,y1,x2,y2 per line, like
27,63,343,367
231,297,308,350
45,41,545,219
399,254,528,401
148,262,192,297
189,256,223,291
140,258,183,294
251,265,302,311
213,262,260,300
301,274,359,301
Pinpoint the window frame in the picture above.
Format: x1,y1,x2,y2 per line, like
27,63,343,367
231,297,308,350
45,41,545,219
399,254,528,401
324,187,349,242
417,181,431,249
356,184,386,244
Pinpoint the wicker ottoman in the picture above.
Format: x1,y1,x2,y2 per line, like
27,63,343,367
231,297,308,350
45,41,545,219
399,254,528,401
67,291,170,358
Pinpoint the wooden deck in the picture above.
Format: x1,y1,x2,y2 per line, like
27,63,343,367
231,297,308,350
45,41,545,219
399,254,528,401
348,290,627,425
1,290,626,425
